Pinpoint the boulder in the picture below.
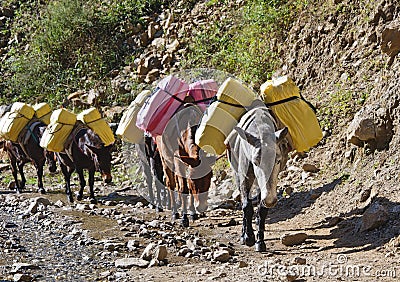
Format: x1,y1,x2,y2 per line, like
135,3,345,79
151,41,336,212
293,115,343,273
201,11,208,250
360,202,389,232
114,258,149,268
381,26,400,57
280,232,308,246
347,105,393,150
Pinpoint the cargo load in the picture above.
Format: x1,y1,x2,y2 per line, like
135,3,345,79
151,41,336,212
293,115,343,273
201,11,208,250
188,79,218,112
195,77,256,155
260,76,323,152
40,108,77,152
116,90,150,143
136,75,189,136
33,102,52,125
77,107,115,146
0,102,35,142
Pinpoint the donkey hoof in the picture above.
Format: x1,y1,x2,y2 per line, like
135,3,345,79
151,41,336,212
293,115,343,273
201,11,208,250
255,241,266,252
172,212,180,220
77,195,83,201
89,198,98,204
190,213,199,221
181,216,189,228
68,196,74,203
155,206,163,213
241,234,255,247
38,188,46,194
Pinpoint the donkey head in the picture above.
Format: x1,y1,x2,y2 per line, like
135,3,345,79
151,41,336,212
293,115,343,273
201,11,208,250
85,144,113,183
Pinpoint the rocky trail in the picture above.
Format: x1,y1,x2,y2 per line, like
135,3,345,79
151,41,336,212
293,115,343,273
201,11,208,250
0,151,399,282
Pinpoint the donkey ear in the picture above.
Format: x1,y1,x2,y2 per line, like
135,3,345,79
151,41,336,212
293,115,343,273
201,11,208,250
275,127,288,143
234,126,260,147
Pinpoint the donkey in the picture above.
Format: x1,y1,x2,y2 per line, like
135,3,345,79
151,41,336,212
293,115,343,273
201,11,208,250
1,120,57,194
135,135,166,212
157,98,215,227
56,121,113,204
225,100,289,252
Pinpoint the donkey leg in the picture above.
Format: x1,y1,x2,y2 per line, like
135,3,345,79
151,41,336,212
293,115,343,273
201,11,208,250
255,205,268,252
9,160,21,193
180,193,189,227
154,181,164,212
189,194,198,221
60,164,73,203
17,163,26,191
169,189,179,220
76,169,86,201
35,162,46,194
241,198,255,246
88,170,97,204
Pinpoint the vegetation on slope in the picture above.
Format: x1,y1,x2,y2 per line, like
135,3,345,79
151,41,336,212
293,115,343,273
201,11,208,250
1,0,309,106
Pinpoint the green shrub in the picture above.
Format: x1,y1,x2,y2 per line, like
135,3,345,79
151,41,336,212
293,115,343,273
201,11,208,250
183,0,308,88
2,0,165,106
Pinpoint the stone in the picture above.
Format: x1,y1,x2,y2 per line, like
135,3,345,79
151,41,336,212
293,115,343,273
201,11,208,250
302,163,320,173
293,257,307,265
154,245,168,261
127,240,140,251
87,89,100,105
67,90,84,101
166,39,180,53
280,232,308,246
381,27,400,57
148,21,157,40
141,243,157,260
360,202,389,232
26,197,51,214
11,263,40,273
115,258,149,268
13,274,33,282
237,261,248,268
213,250,230,262
137,64,149,76
346,105,393,150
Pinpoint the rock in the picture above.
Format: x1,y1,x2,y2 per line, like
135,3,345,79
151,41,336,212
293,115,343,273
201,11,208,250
177,247,191,257
141,243,157,260
280,232,308,246
166,39,180,53
197,268,212,275
127,240,140,251
154,245,168,261
67,90,84,101
212,250,230,262
237,261,248,268
137,64,149,76
13,274,33,282
152,38,165,48
11,263,40,273
360,202,389,232
302,163,320,173
359,188,371,202
346,105,393,150
381,27,400,57
75,204,92,211
145,69,160,83
147,21,157,40
26,197,51,214
115,258,149,268
292,257,307,265
87,89,100,105
54,200,64,208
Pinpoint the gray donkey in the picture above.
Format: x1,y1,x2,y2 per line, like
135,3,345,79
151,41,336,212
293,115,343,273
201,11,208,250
225,100,289,252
